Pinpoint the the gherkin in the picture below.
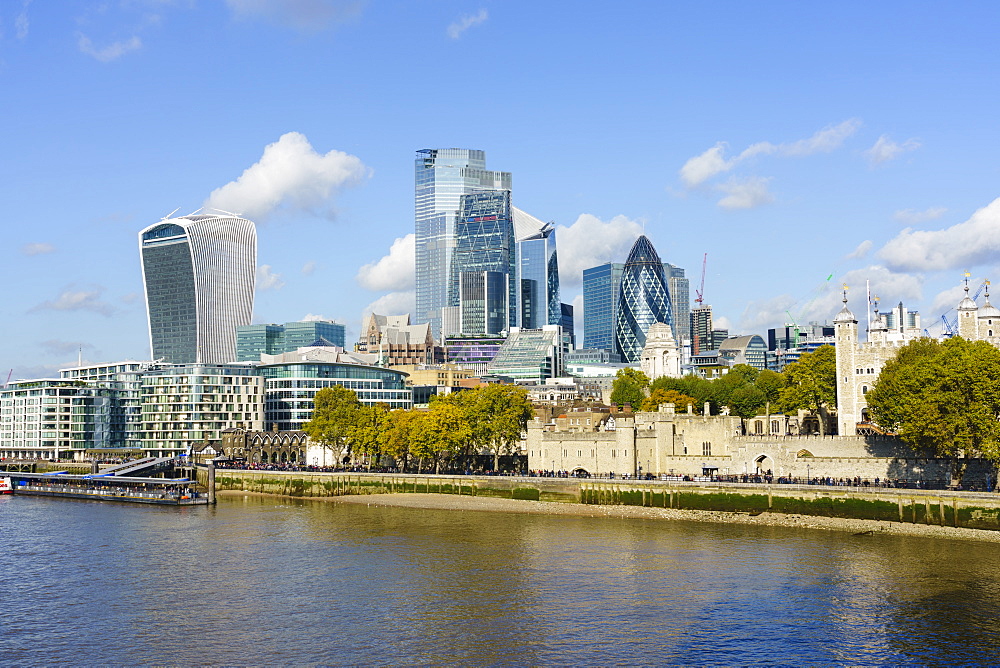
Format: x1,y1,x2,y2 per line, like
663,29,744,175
615,236,673,363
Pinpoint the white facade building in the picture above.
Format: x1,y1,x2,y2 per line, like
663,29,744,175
139,213,257,365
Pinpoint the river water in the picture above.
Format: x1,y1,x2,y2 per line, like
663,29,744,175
2,493,1000,666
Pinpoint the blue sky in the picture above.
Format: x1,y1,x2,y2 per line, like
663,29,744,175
4,0,1000,380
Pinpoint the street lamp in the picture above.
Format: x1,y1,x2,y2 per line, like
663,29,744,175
807,463,810,484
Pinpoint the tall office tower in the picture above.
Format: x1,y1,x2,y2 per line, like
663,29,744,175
415,149,511,338
664,263,690,344
582,262,625,352
236,320,346,362
459,270,509,335
690,305,714,354
452,190,516,335
139,213,256,364
615,236,673,364
512,207,561,329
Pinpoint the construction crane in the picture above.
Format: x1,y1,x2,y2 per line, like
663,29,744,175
694,253,707,305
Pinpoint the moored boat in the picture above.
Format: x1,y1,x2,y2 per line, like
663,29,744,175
0,477,12,494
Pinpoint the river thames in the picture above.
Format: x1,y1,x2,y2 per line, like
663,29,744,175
3,493,1000,666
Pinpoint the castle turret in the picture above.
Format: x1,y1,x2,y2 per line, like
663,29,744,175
834,288,859,435
957,278,979,340
978,283,999,340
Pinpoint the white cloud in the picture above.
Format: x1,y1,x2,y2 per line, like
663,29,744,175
841,265,923,307
846,240,873,260
893,206,947,224
678,119,861,189
30,287,115,317
226,0,364,31
879,197,1000,272
447,8,488,39
679,143,735,188
737,294,798,334
205,132,368,222
716,177,773,210
301,260,317,275
301,313,328,322
356,233,415,291
256,264,285,291
15,0,31,40
361,291,415,323
865,135,921,166
554,214,644,287
22,242,54,256
782,119,863,157
77,34,142,62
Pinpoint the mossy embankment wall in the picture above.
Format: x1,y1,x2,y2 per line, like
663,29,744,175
207,469,1000,531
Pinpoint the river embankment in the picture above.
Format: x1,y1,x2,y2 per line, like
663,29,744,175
208,469,1000,535
219,488,1000,543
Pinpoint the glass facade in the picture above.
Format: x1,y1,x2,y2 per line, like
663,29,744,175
140,364,263,455
486,326,572,383
0,380,113,460
444,336,505,376
237,321,346,361
664,263,690,345
258,362,411,430
415,149,510,338
615,236,673,363
582,262,624,352
139,214,257,365
453,190,515,334
513,207,561,329
460,270,509,336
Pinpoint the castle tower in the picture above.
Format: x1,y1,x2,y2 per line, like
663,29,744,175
957,277,979,340
834,289,859,435
978,283,1000,340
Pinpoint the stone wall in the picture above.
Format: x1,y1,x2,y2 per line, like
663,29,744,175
527,410,997,485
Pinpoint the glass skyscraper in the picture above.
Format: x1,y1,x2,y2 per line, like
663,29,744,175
453,190,516,335
415,149,511,337
582,262,625,352
139,213,256,365
615,236,673,363
512,207,561,329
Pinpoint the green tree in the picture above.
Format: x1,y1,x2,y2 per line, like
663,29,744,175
777,345,836,435
302,386,361,466
610,368,650,408
346,403,390,470
466,384,535,472
383,409,419,471
650,374,713,413
866,337,1000,480
413,400,472,473
640,388,699,413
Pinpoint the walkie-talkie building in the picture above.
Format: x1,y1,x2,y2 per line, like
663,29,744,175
139,213,257,364
615,236,673,363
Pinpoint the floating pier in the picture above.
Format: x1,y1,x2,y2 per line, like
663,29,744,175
4,459,214,505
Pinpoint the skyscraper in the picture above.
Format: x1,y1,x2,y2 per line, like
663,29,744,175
512,207,561,329
582,262,624,352
139,213,256,364
453,190,516,335
236,320,346,362
615,236,673,363
414,149,511,337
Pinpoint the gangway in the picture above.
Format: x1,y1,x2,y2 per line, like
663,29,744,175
96,457,177,477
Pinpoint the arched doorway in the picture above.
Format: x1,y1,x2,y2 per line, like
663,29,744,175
755,455,773,475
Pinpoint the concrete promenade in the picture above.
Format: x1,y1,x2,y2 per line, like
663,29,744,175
206,468,1000,532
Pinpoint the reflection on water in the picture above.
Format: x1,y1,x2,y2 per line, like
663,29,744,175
2,493,999,665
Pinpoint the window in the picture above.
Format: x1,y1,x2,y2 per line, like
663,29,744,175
702,442,711,456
